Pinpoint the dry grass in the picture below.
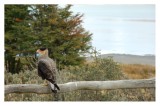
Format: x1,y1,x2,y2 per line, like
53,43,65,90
121,64,155,79
5,58,155,101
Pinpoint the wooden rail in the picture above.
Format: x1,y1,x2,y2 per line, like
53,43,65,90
5,78,155,94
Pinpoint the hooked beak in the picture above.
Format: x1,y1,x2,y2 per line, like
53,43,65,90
35,52,41,58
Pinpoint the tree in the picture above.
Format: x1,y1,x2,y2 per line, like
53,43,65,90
5,4,93,73
5,5,33,73
30,5,92,69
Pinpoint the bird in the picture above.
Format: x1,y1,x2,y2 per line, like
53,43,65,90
36,48,60,93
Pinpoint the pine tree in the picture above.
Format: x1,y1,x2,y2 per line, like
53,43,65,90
5,5,32,73
30,5,92,69
5,4,93,73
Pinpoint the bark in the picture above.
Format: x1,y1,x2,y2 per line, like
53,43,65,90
5,78,155,94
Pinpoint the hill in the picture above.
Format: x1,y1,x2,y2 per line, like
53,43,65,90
87,54,155,66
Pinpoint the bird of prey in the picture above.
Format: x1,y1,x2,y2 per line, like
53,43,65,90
36,48,60,93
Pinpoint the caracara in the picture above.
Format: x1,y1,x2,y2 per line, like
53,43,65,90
36,48,60,93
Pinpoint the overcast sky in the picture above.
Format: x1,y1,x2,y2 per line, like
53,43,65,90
69,4,155,55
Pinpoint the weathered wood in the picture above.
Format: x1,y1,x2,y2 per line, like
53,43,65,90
5,78,155,94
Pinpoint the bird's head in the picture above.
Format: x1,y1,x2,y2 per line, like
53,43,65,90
36,48,48,58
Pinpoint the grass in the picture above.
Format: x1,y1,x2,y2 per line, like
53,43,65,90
4,58,155,101
121,64,155,79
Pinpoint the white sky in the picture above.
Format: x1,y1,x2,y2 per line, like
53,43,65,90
69,4,155,55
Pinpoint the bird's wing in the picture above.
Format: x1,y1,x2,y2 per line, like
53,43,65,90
38,59,60,91
38,59,54,80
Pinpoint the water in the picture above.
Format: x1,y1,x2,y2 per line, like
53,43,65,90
71,4,155,55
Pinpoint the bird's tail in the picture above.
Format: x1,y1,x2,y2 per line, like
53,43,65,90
49,82,60,93
54,83,60,90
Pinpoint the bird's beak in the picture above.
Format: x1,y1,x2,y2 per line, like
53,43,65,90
36,52,41,58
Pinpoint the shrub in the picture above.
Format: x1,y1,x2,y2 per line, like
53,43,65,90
5,57,155,101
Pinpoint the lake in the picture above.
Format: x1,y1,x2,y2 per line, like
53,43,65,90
71,4,155,55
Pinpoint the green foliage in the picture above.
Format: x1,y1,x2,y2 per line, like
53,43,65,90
30,5,92,68
5,5,33,73
5,4,92,73
5,58,155,101
62,57,124,82
5,69,54,101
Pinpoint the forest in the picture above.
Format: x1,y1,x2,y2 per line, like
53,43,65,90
4,4,155,101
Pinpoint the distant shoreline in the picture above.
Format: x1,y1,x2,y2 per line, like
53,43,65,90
87,53,155,66
101,53,155,57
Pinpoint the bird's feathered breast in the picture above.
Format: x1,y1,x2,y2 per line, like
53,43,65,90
38,57,56,80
